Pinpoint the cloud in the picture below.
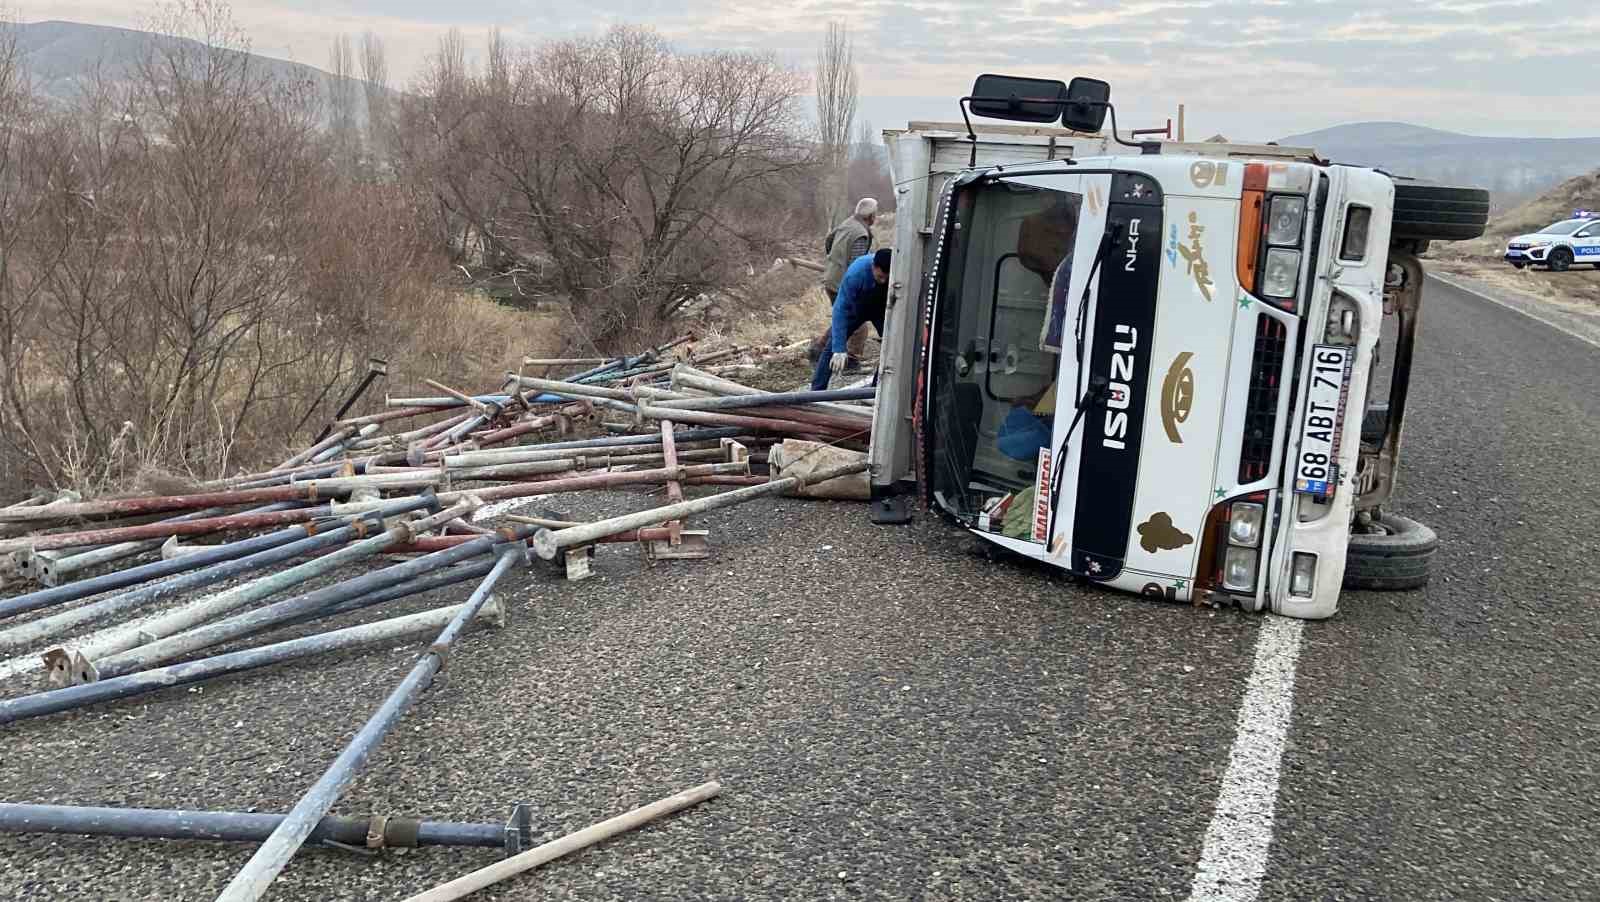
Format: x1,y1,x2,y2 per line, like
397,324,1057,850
14,0,1599,137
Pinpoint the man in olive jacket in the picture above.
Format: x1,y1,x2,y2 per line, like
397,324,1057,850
809,197,878,367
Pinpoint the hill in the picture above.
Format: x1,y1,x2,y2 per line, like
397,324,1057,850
1279,121,1600,209
4,20,383,128
1479,169,1600,242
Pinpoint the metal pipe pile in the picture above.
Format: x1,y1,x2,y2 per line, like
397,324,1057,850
0,336,873,900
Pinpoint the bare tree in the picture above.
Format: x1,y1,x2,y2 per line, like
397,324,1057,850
404,25,814,348
326,33,359,173
847,117,893,214
814,21,857,229
358,30,390,165
435,27,467,93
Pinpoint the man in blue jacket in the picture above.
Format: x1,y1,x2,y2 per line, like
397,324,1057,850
811,248,891,391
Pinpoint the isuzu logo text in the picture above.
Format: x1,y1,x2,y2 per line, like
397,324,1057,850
1103,324,1138,450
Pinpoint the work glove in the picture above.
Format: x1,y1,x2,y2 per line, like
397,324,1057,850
829,353,848,375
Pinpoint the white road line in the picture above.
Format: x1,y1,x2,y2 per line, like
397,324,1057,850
1187,616,1306,902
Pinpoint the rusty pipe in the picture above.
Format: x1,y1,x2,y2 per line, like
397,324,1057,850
437,462,749,507
0,505,343,556
0,483,372,527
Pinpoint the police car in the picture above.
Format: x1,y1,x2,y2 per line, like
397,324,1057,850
1504,210,1600,271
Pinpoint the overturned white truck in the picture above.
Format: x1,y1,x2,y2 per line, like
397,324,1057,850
865,75,1488,619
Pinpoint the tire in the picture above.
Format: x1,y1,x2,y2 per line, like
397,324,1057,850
1390,181,1490,242
1343,512,1436,591
1548,247,1573,272
1511,262,1526,270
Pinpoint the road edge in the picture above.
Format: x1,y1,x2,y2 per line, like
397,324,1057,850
1428,272,1600,350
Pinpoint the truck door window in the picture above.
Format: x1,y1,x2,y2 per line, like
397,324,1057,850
928,180,1082,528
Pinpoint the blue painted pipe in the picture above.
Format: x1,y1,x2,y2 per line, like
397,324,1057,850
0,802,513,851
215,546,527,900
93,525,534,678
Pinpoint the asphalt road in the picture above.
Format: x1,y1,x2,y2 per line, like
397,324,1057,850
0,275,1595,900
1258,276,1600,901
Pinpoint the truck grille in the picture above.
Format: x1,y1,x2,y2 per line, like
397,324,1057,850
1238,316,1288,483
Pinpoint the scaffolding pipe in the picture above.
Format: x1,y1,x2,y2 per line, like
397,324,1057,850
385,393,511,409
0,596,506,726
0,497,427,623
425,413,491,451
271,427,354,473
531,460,866,560
633,402,856,439
310,424,381,462
267,560,499,634
0,481,369,527
460,426,748,461
381,526,670,553
214,547,524,902
0,802,517,852
33,502,304,587
651,386,875,411
438,462,749,507
684,476,768,487
71,512,521,683
441,436,735,469
78,499,483,683
0,504,360,556
0,502,434,658
660,420,685,506
673,364,872,420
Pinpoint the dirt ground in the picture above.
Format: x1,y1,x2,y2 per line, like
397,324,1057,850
1427,251,1600,312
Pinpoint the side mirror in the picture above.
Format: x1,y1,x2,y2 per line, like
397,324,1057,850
1061,77,1111,133
968,74,1068,124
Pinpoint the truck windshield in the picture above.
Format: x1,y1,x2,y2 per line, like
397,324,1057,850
928,180,1083,533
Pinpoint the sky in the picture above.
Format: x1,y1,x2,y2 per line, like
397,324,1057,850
14,0,1600,142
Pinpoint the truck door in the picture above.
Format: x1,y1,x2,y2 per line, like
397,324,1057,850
924,175,1090,537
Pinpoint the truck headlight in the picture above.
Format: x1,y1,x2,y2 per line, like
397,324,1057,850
1223,546,1258,592
1261,248,1300,299
1267,195,1305,246
1228,502,1264,547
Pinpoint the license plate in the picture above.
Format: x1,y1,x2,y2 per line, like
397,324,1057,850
1293,345,1353,497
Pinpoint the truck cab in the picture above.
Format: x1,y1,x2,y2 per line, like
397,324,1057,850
867,76,1488,619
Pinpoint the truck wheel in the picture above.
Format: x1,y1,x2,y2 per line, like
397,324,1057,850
1390,181,1490,242
1343,512,1436,591
1548,247,1573,272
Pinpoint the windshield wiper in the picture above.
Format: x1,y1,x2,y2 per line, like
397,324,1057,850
1049,222,1123,512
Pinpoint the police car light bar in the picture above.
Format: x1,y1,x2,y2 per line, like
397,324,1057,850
1574,210,1597,220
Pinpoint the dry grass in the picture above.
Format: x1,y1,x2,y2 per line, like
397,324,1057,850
719,212,899,354
1427,255,1600,310
377,290,563,399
